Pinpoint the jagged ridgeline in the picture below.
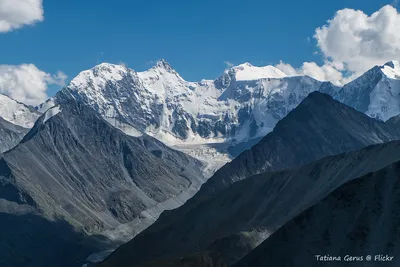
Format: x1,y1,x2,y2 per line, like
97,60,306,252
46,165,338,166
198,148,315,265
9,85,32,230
37,60,400,173
98,92,400,267
0,94,41,153
0,59,400,267
0,91,205,267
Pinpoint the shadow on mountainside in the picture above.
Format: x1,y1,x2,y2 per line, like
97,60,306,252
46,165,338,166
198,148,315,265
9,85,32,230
0,212,115,267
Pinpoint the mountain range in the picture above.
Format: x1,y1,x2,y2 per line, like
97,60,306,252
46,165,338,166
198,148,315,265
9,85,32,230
35,60,400,173
98,92,400,267
0,116,28,153
0,94,40,153
0,91,205,267
1,59,400,267
235,158,400,267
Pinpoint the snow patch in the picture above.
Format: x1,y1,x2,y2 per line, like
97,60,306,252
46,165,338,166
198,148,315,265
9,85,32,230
104,118,143,137
70,63,128,89
40,61,335,164
41,60,400,164
43,106,61,123
172,143,232,176
232,63,287,81
0,94,40,128
36,99,56,113
381,60,400,80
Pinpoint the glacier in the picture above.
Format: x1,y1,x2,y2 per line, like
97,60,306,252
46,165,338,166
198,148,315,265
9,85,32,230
32,59,400,171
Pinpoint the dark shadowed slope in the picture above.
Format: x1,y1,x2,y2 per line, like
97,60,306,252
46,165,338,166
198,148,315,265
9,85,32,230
235,160,400,267
0,212,112,267
98,91,400,267
199,92,400,196
1,93,204,234
0,92,204,266
99,140,400,267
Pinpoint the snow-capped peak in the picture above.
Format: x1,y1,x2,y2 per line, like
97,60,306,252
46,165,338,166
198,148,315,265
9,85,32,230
230,62,287,81
139,59,184,84
381,60,400,80
154,59,175,72
0,94,41,128
69,63,133,90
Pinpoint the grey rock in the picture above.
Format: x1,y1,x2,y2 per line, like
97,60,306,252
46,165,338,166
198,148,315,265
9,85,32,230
335,66,384,114
235,160,400,267
0,92,204,266
200,91,400,196
98,92,400,267
99,140,400,267
0,116,29,153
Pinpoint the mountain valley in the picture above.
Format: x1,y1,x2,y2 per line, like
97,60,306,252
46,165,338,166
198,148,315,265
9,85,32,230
1,59,400,267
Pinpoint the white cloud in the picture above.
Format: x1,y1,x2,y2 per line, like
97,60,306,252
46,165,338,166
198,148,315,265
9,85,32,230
315,5,400,74
224,61,234,69
0,0,44,33
275,61,298,76
0,64,67,105
276,5,400,85
276,60,351,86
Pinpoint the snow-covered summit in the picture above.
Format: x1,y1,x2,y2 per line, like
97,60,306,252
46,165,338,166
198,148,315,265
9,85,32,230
334,60,400,121
70,63,132,89
37,59,400,168
45,60,329,147
0,94,41,128
154,59,175,72
380,60,400,80
215,62,288,89
138,59,186,89
230,62,287,81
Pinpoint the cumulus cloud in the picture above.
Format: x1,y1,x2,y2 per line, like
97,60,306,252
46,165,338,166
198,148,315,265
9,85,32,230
276,5,400,85
276,60,355,86
0,0,44,33
315,5,400,74
0,64,67,105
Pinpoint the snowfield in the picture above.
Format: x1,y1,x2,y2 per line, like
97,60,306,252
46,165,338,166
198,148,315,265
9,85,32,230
31,59,400,167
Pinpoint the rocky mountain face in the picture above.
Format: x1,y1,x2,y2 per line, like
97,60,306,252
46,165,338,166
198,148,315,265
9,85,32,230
98,92,400,267
37,61,337,171
1,59,399,266
335,60,400,121
199,91,400,196
99,140,400,267
0,93,41,128
46,60,329,144
36,60,400,171
0,94,41,153
235,159,400,267
0,116,28,153
0,91,205,267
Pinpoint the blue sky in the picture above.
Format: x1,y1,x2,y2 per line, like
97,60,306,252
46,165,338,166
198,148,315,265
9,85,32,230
0,0,399,103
